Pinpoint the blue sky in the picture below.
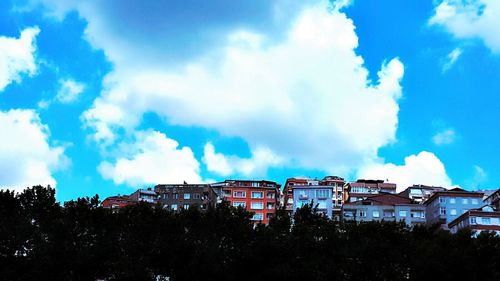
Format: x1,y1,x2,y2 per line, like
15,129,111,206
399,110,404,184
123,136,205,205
0,0,499,201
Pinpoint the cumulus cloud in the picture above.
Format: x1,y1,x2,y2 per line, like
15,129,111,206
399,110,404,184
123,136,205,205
98,131,202,186
441,47,462,73
432,128,456,145
0,109,69,191
430,0,500,53
55,78,85,103
23,0,316,67
0,27,39,91
358,151,453,192
203,142,284,177
26,0,453,185
80,3,404,176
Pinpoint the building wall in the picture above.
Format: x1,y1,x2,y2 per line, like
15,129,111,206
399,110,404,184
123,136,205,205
223,187,278,224
292,186,333,219
342,204,426,226
450,213,500,235
426,195,482,229
155,184,215,211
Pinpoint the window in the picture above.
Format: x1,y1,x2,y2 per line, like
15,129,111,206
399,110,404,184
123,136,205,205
316,189,329,199
344,211,354,217
383,211,394,218
470,217,476,224
449,198,456,204
233,202,246,208
399,211,407,217
251,202,264,210
373,210,380,218
266,192,275,199
439,207,446,215
171,204,178,211
251,213,263,221
251,191,264,199
411,211,425,218
317,200,327,209
251,182,259,187
193,193,201,199
184,193,191,200
439,197,446,203
233,191,246,198
450,209,457,216
299,190,308,199
173,193,179,199
481,218,491,225
359,210,367,217
183,204,190,210
471,198,479,204
267,203,275,209
462,198,468,204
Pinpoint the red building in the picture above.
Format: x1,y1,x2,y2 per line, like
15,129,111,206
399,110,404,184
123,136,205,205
101,195,135,210
212,180,281,224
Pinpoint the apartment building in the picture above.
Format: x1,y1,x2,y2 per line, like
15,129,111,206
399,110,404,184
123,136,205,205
101,195,134,210
129,188,158,204
154,183,216,211
399,184,446,203
484,189,500,211
424,188,484,230
322,176,345,217
215,180,280,224
282,177,316,215
292,184,334,219
449,205,500,236
344,179,397,203
342,193,426,226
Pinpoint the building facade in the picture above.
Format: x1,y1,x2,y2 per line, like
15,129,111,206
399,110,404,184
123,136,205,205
344,179,397,203
484,189,500,211
424,188,484,230
449,205,500,236
322,176,346,217
342,193,426,226
101,195,134,210
129,188,158,204
155,183,216,211
399,184,446,203
292,185,334,219
282,178,316,215
216,180,280,224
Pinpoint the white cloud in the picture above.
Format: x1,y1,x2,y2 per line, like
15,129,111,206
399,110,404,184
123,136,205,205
56,78,85,103
466,165,488,190
98,130,202,186
432,128,456,145
430,0,500,53
358,151,453,192
203,142,284,177
80,3,405,176
0,27,40,91
441,47,462,73
0,109,69,191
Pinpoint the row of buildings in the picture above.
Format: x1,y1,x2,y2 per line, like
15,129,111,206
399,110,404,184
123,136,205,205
102,177,500,235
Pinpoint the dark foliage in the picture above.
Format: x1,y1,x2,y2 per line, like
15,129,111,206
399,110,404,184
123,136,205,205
1,186,499,281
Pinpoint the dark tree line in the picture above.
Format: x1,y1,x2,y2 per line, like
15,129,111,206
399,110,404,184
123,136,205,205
1,185,499,281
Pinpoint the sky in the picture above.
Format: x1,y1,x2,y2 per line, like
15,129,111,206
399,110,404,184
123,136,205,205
0,0,499,201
